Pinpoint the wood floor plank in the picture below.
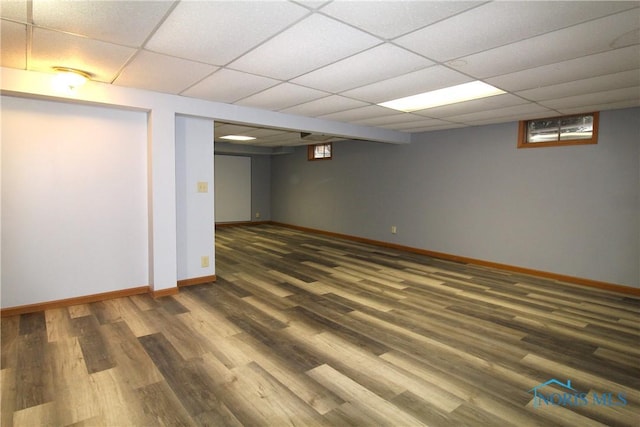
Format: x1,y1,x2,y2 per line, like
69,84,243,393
307,363,428,427
88,368,152,426
135,381,196,427
3,224,639,426
12,401,57,427
229,334,344,415
138,333,232,418
221,362,328,427
99,321,163,389
44,307,74,343
14,332,54,411
1,368,16,427
49,337,101,425
1,315,19,370
18,312,46,336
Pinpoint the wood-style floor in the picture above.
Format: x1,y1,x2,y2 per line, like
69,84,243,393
2,224,639,426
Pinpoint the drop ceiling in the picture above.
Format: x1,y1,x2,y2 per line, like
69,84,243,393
1,0,639,147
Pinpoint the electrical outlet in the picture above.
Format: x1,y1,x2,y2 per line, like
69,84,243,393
391,225,397,234
255,212,261,218
197,182,208,193
201,256,210,268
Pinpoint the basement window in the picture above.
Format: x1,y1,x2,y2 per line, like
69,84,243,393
518,112,598,148
308,143,332,160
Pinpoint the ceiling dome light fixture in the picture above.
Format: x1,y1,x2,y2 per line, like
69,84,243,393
52,67,92,92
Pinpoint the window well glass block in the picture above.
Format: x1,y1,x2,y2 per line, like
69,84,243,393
559,114,593,140
528,119,559,143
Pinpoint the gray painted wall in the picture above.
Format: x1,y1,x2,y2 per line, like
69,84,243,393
271,107,640,288
252,155,272,221
214,154,272,222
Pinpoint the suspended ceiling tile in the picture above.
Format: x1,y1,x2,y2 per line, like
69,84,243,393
279,95,369,117
341,65,471,104
291,44,431,93
352,113,428,127
557,99,640,115
114,50,217,94
376,117,453,131
447,9,640,78
32,0,174,47
411,94,531,119
234,83,330,111
405,122,469,133
297,1,331,11
228,14,381,80
1,20,26,69
539,87,640,110
319,105,401,122
256,135,302,146
183,68,280,104
215,123,261,138
0,1,27,21
245,128,293,138
146,1,309,65
443,103,554,124
517,70,640,102
487,45,640,92
321,1,481,39
31,28,136,82
466,110,556,126
395,1,637,62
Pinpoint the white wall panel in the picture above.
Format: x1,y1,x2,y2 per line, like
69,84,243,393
1,96,148,307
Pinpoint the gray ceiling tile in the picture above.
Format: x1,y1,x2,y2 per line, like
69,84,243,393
114,50,218,94
444,103,554,123
32,0,174,47
291,44,431,93
1,20,26,69
31,28,136,82
352,113,429,127
411,94,529,119
487,45,640,92
447,9,640,78
516,70,640,102
319,105,401,122
395,1,638,62
183,69,280,104
0,1,27,21
4,1,639,143
403,122,469,133
539,87,640,110
228,14,381,80
341,66,471,104
146,1,309,65
557,99,640,115
377,117,454,131
279,95,369,117
235,83,330,110
321,0,482,39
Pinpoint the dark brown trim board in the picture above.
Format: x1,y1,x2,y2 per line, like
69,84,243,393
216,221,270,228
1,285,150,317
149,287,179,298
177,275,217,287
2,275,218,316
271,222,639,296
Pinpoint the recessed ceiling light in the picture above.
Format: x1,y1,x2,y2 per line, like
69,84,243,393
220,135,256,141
378,81,506,112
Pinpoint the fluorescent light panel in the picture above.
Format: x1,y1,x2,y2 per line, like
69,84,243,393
220,135,256,141
378,81,506,112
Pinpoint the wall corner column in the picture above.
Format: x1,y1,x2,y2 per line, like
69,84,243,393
147,107,178,293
